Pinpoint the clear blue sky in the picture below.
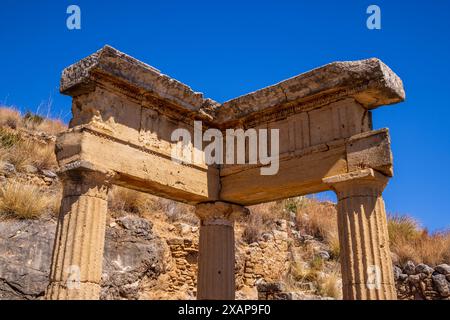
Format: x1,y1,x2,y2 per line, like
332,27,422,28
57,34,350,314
1,1,449,230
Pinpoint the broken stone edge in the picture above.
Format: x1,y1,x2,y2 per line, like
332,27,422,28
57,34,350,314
217,58,405,123
60,45,221,115
61,46,405,126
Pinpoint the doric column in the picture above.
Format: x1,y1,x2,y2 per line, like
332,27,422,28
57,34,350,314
324,169,396,300
195,202,247,300
46,169,112,300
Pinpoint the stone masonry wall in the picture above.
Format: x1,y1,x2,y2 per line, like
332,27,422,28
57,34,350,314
165,238,198,295
394,262,450,300
237,220,291,288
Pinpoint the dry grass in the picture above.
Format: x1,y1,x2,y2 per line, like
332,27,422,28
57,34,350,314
35,118,67,135
0,180,55,219
155,197,197,225
288,260,319,283
286,251,341,298
0,106,67,136
241,201,288,244
5,139,57,171
0,127,21,148
388,214,450,265
108,186,155,217
248,200,287,222
240,202,283,244
108,186,198,223
296,198,340,259
241,213,264,244
294,200,450,266
287,256,326,283
0,107,61,172
0,107,21,129
317,272,341,299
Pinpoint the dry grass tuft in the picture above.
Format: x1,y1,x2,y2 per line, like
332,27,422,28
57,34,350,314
0,127,21,148
35,118,67,135
0,107,61,171
0,180,55,219
241,201,288,244
0,106,67,136
296,199,340,259
286,253,341,298
108,186,155,217
0,107,22,129
388,214,450,265
108,186,198,224
288,260,319,283
241,213,264,244
155,198,197,225
317,272,341,299
388,214,422,243
6,139,57,171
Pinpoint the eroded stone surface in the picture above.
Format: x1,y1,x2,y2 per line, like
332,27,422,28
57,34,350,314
61,46,404,126
101,216,164,300
57,46,405,206
51,46,406,300
0,219,54,299
0,216,164,300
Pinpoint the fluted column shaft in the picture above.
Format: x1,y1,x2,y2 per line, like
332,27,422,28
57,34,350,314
324,169,396,300
46,170,111,300
195,202,247,300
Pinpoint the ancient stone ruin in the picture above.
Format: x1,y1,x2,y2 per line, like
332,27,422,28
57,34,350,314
46,45,405,300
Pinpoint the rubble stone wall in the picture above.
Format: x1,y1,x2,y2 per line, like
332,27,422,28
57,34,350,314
394,262,450,300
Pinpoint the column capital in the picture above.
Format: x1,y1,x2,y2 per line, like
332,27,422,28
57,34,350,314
323,169,389,199
195,201,248,224
58,169,115,200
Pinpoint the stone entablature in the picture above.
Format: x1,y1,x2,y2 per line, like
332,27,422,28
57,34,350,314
47,45,406,300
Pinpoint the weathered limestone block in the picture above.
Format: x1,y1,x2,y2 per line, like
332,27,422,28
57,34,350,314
55,46,406,300
55,128,219,204
324,169,396,300
61,45,220,115
308,98,370,146
59,46,220,205
220,129,393,205
101,216,164,300
347,129,393,176
0,219,55,299
46,169,111,300
195,202,247,300
59,46,404,207
233,98,371,161
216,57,404,125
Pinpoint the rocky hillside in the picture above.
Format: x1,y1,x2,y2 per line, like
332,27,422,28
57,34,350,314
0,106,449,300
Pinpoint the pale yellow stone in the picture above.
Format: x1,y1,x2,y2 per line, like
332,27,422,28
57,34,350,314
49,46,405,300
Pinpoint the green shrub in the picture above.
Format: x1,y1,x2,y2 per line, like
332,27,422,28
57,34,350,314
23,111,44,125
0,128,20,148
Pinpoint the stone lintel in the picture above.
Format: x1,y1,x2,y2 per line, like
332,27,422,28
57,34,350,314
216,58,405,124
219,129,392,205
61,46,405,126
55,126,220,204
60,45,220,117
195,201,248,223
